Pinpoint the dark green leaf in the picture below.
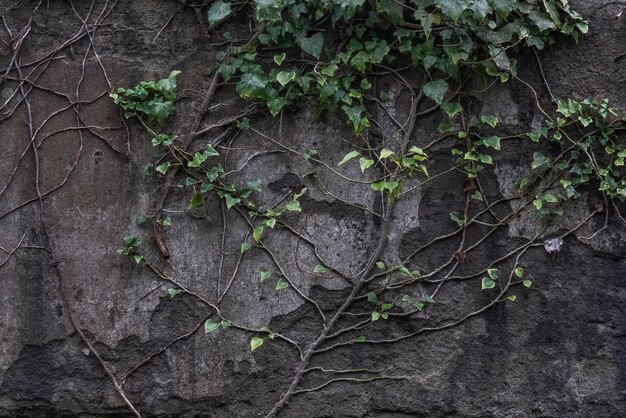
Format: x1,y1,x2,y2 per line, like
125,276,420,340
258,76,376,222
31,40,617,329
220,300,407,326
423,79,449,105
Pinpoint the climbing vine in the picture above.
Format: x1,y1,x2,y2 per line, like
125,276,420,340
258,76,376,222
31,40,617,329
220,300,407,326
106,1,626,416
1,1,624,417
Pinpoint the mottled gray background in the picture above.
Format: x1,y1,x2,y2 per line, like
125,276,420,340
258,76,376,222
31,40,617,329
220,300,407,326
0,1,624,417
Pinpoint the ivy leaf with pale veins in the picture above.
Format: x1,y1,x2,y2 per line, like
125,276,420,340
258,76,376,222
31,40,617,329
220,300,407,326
436,0,471,22
236,73,268,99
423,79,449,105
208,1,231,26
296,33,324,59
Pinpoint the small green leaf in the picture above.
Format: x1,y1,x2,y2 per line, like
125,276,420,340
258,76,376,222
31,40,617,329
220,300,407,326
481,277,496,289
367,292,378,303
189,193,204,209
543,193,558,203
260,268,272,283
224,194,241,209
313,264,327,274
275,278,289,290
220,320,232,328
355,335,366,343
338,150,360,166
531,152,550,169
479,154,493,164
482,136,501,150
471,191,483,201
156,161,170,174
507,294,517,302
253,226,264,242
375,261,385,270
380,148,394,159
420,295,435,304
250,336,264,351
204,319,220,333
285,200,301,212
480,115,499,128
265,218,276,228
359,157,374,172
276,70,296,87
168,288,182,298
450,211,465,226
371,311,381,321
273,52,286,65
133,255,143,264
523,279,533,288
246,178,263,192
240,242,251,253
514,267,524,278
402,295,412,303
487,268,499,280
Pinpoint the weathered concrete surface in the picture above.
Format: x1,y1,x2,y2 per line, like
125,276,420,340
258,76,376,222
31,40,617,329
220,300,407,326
0,1,624,417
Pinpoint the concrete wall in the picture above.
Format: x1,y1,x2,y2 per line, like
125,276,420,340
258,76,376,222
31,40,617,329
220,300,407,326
0,1,624,417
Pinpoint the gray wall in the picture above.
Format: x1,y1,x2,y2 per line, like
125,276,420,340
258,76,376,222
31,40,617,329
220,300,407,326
0,1,624,417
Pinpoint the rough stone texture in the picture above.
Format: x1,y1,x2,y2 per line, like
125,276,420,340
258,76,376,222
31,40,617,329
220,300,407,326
0,1,624,417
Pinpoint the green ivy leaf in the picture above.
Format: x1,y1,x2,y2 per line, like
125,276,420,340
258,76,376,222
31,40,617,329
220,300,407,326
285,200,301,212
480,115,499,128
240,242,251,253
207,1,231,25
156,161,170,175
168,288,182,298
450,211,465,226
156,70,182,95
313,264,327,274
224,194,241,209
273,52,286,65
236,73,268,99
367,292,378,303
482,136,501,150
423,79,449,105
359,157,374,172
296,32,324,59
253,226,264,242
531,152,551,169
204,319,220,333
276,70,296,87
246,178,263,192
260,268,272,283
189,193,204,209
338,150,360,165
250,336,264,351
275,278,289,290
523,279,533,288
355,335,366,343
436,0,471,22
481,277,496,289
